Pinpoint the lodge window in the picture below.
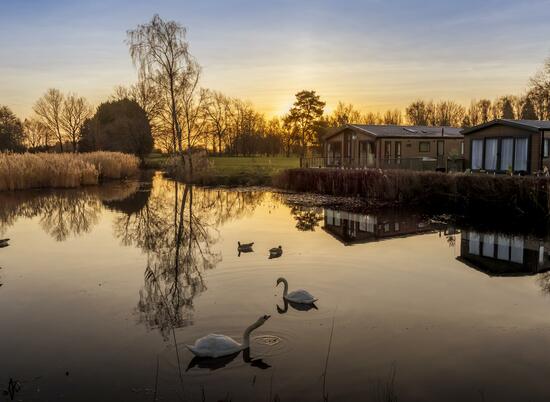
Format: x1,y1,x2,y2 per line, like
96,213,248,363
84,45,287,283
500,138,513,171
484,139,498,171
395,142,401,159
544,138,550,158
471,137,529,173
419,142,430,152
384,142,391,159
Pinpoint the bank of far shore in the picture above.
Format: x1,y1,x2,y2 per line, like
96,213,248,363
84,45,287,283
273,167,550,220
4,151,550,222
146,154,300,186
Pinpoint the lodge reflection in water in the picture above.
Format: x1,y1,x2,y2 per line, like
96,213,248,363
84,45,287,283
458,230,550,277
323,208,433,245
323,205,550,279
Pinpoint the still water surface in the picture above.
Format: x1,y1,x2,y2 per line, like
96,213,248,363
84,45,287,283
2,174,550,401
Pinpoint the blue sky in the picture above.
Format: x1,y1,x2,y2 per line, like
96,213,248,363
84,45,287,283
2,0,550,117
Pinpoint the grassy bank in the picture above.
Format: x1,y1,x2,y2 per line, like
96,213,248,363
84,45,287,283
0,152,140,191
274,168,550,218
149,154,300,185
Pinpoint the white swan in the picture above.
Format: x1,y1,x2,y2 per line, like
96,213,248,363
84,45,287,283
276,277,317,305
186,315,271,358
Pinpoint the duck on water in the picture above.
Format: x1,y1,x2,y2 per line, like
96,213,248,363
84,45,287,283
269,246,282,259
237,241,254,256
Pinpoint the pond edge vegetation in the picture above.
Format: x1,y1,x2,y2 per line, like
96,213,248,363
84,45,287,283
0,152,140,191
274,168,550,219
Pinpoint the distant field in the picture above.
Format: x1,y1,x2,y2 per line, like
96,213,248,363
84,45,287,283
144,154,300,185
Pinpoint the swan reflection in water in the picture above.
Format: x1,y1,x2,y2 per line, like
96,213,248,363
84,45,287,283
186,347,271,371
277,298,318,314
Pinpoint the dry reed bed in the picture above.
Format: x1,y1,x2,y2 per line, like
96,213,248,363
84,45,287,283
274,168,550,217
0,152,140,191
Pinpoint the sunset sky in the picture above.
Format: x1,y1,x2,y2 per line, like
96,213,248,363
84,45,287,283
2,0,550,119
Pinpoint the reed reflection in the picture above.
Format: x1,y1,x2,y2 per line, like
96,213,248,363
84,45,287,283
0,182,141,241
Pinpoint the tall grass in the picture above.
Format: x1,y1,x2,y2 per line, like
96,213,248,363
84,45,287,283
0,152,140,191
80,151,140,180
274,168,550,218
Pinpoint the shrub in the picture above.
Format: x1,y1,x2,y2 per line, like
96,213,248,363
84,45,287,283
79,99,153,159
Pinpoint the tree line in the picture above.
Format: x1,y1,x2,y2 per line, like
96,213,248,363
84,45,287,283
3,14,550,161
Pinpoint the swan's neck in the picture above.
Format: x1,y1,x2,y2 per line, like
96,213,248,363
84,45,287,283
242,321,263,348
281,279,289,296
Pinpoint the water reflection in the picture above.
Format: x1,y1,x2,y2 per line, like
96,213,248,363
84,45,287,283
186,348,271,371
6,178,550,400
0,181,141,241
128,180,222,338
290,205,323,231
322,208,434,245
109,177,266,338
458,230,550,277
276,298,318,314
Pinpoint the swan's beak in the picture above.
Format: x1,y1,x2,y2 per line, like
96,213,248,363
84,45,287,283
264,315,271,320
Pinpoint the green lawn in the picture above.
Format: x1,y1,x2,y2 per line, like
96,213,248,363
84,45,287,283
144,154,300,185
208,156,300,175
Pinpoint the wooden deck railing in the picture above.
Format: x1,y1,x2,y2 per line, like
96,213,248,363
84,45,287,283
299,156,465,172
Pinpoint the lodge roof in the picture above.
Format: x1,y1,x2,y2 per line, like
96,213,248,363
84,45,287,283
461,119,550,135
323,124,463,141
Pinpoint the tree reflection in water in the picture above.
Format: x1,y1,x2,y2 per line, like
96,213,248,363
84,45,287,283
0,182,140,241
289,205,323,232
110,176,266,338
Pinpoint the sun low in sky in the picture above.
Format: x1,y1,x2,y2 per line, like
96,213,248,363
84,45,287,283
1,0,550,118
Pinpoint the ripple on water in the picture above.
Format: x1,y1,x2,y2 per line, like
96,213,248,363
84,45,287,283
252,333,290,357
254,334,282,346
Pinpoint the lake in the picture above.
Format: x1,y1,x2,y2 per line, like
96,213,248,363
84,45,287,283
2,173,550,402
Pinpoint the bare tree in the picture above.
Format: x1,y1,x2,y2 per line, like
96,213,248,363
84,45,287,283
127,14,195,162
382,109,402,125
111,71,165,151
528,58,550,120
433,101,464,127
33,88,65,151
328,101,362,126
61,93,92,151
23,118,49,149
177,60,207,173
364,111,382,125
204,90,232,154
406,100,430,126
